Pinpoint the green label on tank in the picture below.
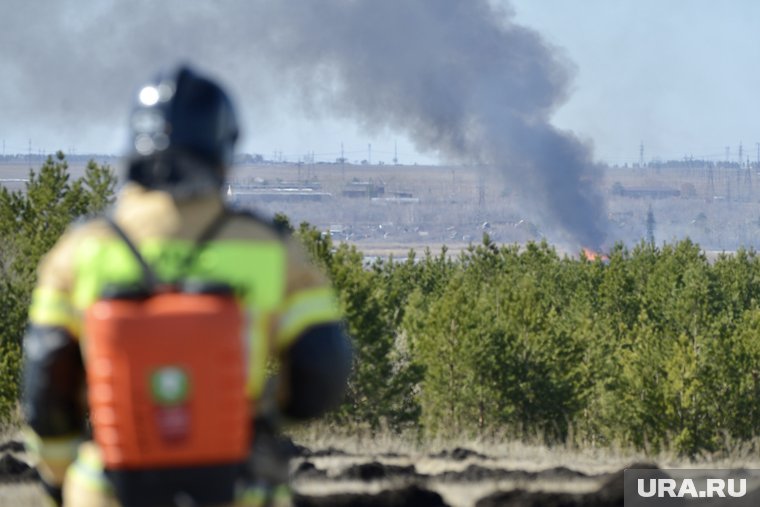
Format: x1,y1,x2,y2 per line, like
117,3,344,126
150,366,190,405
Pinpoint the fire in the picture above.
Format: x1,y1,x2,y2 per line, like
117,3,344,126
582,247,610,264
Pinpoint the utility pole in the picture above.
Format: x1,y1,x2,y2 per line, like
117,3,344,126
639,141,644,167
726,170,732,202
745,160,753,202
478,173,485,207
737,143,742,197
341,142,345,180
393,140,398,165
706,165,715,200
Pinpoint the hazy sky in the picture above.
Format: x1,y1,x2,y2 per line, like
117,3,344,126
512,0,760,166
1,0,758,166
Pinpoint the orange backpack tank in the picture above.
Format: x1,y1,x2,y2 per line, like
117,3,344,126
83,216,251,506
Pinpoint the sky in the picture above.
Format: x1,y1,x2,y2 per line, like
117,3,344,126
1,0,759,167
511,0,760,166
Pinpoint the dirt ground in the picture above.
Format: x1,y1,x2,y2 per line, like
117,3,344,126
5,434,760,507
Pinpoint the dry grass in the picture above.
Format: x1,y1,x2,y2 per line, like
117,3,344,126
7,425,760,507
287,424,760,507
0,425,40,507
288,421,760,472
0,483,43,507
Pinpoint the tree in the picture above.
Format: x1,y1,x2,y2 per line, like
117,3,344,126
0,152,116,424
646,205,656,245
295,223,422,430
83,159,118,215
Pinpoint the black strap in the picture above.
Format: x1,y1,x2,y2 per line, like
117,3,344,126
173,211,230,279
105,216,159,290
105,209,229,291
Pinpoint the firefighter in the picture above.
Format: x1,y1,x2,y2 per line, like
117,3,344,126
22,65,352,506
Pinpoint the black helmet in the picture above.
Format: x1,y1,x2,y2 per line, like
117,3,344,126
127,65,239,197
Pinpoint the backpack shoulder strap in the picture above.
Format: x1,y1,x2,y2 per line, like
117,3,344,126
104,216,159,291
173,209,230,279
104,208,231,290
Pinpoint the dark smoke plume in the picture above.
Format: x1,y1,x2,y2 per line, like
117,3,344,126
1,0,607,247
243,0,608,248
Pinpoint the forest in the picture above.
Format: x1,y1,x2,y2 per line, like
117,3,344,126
4,153,760,457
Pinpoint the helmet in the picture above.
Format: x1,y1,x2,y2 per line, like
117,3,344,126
127,65,239,197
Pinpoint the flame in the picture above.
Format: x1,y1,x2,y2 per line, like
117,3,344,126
582,247,609,264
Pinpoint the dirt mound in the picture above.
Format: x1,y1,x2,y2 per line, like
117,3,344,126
475,462,659,507
375,451,406,459
430,447,488,461
0,454,38,483
294,460,419,482
293,461,329,480
295,485,448,507
291,444,309,457
296,445,352,458
0,441,24,454
337,461,419,481
436,464,591,482
475,489,586,507
296,458,594,484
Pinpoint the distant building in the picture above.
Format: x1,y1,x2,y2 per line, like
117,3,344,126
613,185,681,199
342,180,385,198
227,187,331,203
371,196,419,204
371,190,418,204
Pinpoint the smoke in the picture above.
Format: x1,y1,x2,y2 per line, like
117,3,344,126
243,0,607,247
0,0,607,247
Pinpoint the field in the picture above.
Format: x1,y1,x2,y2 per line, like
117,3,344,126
4,156,760,254
5,429,760,507
227,160,760,255
5,157,760,506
